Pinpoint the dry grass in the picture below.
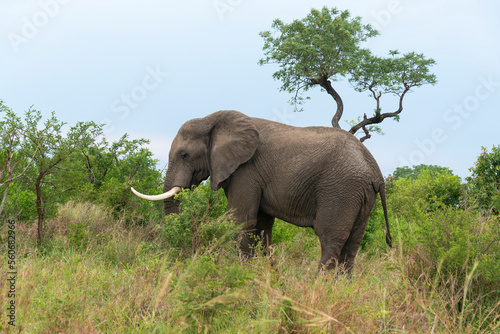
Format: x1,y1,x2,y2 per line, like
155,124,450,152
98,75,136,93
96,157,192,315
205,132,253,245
0,202,498,333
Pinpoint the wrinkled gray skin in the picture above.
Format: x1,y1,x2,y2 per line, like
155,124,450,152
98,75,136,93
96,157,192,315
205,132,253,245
158,110,391,272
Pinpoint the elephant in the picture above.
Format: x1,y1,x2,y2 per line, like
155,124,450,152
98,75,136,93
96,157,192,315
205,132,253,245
132,110,392,272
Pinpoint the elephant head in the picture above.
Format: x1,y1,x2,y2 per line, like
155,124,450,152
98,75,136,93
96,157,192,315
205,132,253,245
131,110,259,213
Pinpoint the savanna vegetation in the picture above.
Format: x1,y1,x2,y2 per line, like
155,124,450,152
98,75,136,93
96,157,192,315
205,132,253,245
0,6,497,334
1,101,499,333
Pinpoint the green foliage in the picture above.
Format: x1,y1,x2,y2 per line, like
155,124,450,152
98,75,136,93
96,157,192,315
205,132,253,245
67,221,90,249
1,103,163,230
259,7,378,109
361,208,389,252
0,101,40,218
272,219,319,261
349,49,437,98
3,105,104,242
389,168,462,212
163,182,237,258
259,7,436,139
372,166,500,315
389,164,455,181
395,207,500,308
466,145,500,212
62,134,164,224
173,252,253,329
1,182,37,221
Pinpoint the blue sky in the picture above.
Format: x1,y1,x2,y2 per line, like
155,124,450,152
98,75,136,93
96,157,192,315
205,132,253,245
1,0,499,178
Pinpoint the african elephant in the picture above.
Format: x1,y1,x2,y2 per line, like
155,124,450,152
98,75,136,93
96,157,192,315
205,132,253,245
132,110,392,272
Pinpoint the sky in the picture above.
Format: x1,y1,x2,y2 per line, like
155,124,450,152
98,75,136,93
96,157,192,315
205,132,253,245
1,0,499,178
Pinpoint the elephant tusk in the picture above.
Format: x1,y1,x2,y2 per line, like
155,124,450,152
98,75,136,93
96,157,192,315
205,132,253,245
131,186,182,201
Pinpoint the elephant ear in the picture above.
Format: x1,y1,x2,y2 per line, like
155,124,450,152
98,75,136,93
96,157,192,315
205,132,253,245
207,110,259,191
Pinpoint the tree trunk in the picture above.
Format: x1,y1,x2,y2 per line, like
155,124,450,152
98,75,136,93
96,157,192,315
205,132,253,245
0,183,10,218
35,173,44,244
314,77,344,128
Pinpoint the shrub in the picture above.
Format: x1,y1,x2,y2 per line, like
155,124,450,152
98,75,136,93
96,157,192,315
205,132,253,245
385,164,457,194
272,219,319,262
42,201,117,253
172,252,253,331
163,182,238,258
466,145,500,213
96,177,164,225
2,182,37,222
383,168,500,312
396,208,500,285
364,167,462,252
389,168,462,214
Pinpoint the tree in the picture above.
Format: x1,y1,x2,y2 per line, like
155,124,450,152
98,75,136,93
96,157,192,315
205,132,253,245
259,7,437,141
22,108,102,243
2,103,163,236
72,134,163,221
0,101,40,218
388,168,462,211
389,164,456,181
385,164,461,206
466,145,500,213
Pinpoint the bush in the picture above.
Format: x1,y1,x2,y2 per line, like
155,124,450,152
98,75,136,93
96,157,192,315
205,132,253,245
96,177,164,225
364,167,462,252
173,252,253,330
163,182,238,258
466,145,500,213
272,219,319,262
396,208,500,286
389,168,462,214
383,167,500,312
45,201,116,251
2,182,37,222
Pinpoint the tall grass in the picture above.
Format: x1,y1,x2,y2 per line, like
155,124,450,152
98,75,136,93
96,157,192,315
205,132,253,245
0,200,498,333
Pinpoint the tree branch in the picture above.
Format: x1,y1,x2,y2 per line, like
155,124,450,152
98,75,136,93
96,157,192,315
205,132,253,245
359,114,372,142
311,76,343,128
349,85,411,136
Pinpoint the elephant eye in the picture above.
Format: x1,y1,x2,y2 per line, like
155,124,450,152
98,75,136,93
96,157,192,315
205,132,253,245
180,152,189,159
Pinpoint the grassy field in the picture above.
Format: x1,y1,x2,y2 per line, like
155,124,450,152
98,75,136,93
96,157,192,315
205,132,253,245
1,201,499,333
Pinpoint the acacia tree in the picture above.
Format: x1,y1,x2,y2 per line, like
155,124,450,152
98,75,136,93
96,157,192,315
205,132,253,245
68,134,163,221
259,7,437,141
22,109,102,243
466,145,500,213
0,101,40,218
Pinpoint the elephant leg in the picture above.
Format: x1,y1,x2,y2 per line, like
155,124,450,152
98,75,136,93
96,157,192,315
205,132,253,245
339,194,377,274
239,212,274,257
255,212,275,256
224,183,263,258
314,204,360,271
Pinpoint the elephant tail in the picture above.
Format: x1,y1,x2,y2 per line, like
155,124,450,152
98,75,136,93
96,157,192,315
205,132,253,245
379,184,393,248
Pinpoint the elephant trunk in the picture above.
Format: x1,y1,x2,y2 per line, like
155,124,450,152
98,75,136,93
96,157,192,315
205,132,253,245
163,197,180,215
130,167,183,216
162,170,181,215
